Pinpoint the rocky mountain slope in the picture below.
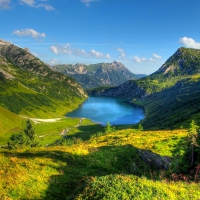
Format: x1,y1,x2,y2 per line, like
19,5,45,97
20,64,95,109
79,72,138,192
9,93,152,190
153,47,200,77
0,39,87,118
53,61,140,89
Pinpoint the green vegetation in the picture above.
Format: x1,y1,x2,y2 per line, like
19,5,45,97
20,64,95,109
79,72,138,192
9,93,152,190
1,43,200,199
0,43,87,119
0,106,23,145
0,128,199,199
77,174,199,200
139,75,200,129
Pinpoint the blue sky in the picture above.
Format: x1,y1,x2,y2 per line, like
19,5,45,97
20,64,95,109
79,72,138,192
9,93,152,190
1,0,200,74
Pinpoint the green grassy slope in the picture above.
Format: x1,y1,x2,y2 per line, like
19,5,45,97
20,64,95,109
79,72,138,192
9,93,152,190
1,129,200,199
140,75,200,129
0,42,87,118
0,107,23,145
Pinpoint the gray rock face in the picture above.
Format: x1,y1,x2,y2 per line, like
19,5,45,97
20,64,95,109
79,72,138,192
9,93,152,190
53,61,139,89
138,149,171,170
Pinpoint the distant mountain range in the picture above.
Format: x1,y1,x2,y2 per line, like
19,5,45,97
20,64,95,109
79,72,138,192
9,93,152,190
0,39,87,118
89,47,200,129
52,62,146,89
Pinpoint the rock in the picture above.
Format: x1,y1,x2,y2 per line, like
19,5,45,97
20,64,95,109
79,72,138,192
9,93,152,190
138,149,171,170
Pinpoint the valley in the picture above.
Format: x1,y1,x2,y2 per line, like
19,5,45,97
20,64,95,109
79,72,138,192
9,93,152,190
0,39,200,199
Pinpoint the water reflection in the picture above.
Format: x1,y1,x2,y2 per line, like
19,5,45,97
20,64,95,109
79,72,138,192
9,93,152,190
66,97,144,125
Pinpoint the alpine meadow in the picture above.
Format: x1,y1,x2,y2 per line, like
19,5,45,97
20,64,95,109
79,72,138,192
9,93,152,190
0,0,200,199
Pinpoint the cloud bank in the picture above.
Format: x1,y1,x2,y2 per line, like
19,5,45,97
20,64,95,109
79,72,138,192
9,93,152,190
179,37,200,49
13,28,46,40
50,44,111,60
133,53,161,63
20,0,54,11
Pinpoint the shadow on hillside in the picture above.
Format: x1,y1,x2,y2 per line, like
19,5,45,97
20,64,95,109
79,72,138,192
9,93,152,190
67,123,137,141
2,144,171,200
68,123,105,141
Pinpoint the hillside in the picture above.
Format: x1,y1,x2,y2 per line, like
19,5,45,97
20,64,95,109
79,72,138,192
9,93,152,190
53,62,139,89
0,39,87,118
141,75,200,129
0,106,23,145
1,128,199,199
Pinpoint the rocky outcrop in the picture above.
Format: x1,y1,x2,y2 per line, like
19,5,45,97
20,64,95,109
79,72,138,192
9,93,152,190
138,149,171,170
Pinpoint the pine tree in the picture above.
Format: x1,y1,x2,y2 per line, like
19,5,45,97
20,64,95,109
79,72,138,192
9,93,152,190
24,119,35,142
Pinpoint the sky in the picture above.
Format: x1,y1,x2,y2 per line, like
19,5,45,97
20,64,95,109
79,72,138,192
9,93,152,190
0,0,200,74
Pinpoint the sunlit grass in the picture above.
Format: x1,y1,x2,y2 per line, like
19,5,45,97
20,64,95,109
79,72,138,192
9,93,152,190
0,129,197,199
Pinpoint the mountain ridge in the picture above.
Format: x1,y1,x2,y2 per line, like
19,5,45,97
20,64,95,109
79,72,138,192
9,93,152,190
53,61,142,89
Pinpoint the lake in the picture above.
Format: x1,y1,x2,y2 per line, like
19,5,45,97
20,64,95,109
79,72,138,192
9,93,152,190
66,97,144,125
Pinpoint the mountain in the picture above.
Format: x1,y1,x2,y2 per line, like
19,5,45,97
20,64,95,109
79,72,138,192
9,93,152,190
152,47,200,77
0,39,87,118
53,61,140,89
89,47,200,128
91,47,200,97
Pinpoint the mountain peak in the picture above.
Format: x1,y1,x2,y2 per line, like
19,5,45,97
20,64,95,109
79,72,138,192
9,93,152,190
0,39,12,45
154,47,200,76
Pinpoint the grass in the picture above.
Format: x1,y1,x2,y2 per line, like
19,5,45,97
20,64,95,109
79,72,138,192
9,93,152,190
0,106,23,145
76,174,200,200
34,118,104,145
1,128,198,200
0,60,87,119
0,110,105,146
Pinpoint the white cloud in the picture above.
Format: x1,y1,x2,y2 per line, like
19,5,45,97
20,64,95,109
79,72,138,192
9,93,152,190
13,28,46,40
50,46,59,54
20,0,54,11
179,37,200,49
37,3,54,10
50,44,110,60
0,0,11,9
80,0,99,7
134,56,147,63
149,58,155,62
90,49,104,58
116,48,126,59
50,59,59,65
134,56,156,63
152,53,161,59
105,54,111,59
20,0,35,6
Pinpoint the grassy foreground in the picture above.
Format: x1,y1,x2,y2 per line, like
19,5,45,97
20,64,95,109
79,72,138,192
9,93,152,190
1,128,199,200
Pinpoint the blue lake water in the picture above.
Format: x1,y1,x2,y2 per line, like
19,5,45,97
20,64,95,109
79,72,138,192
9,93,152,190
66,97,145,125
